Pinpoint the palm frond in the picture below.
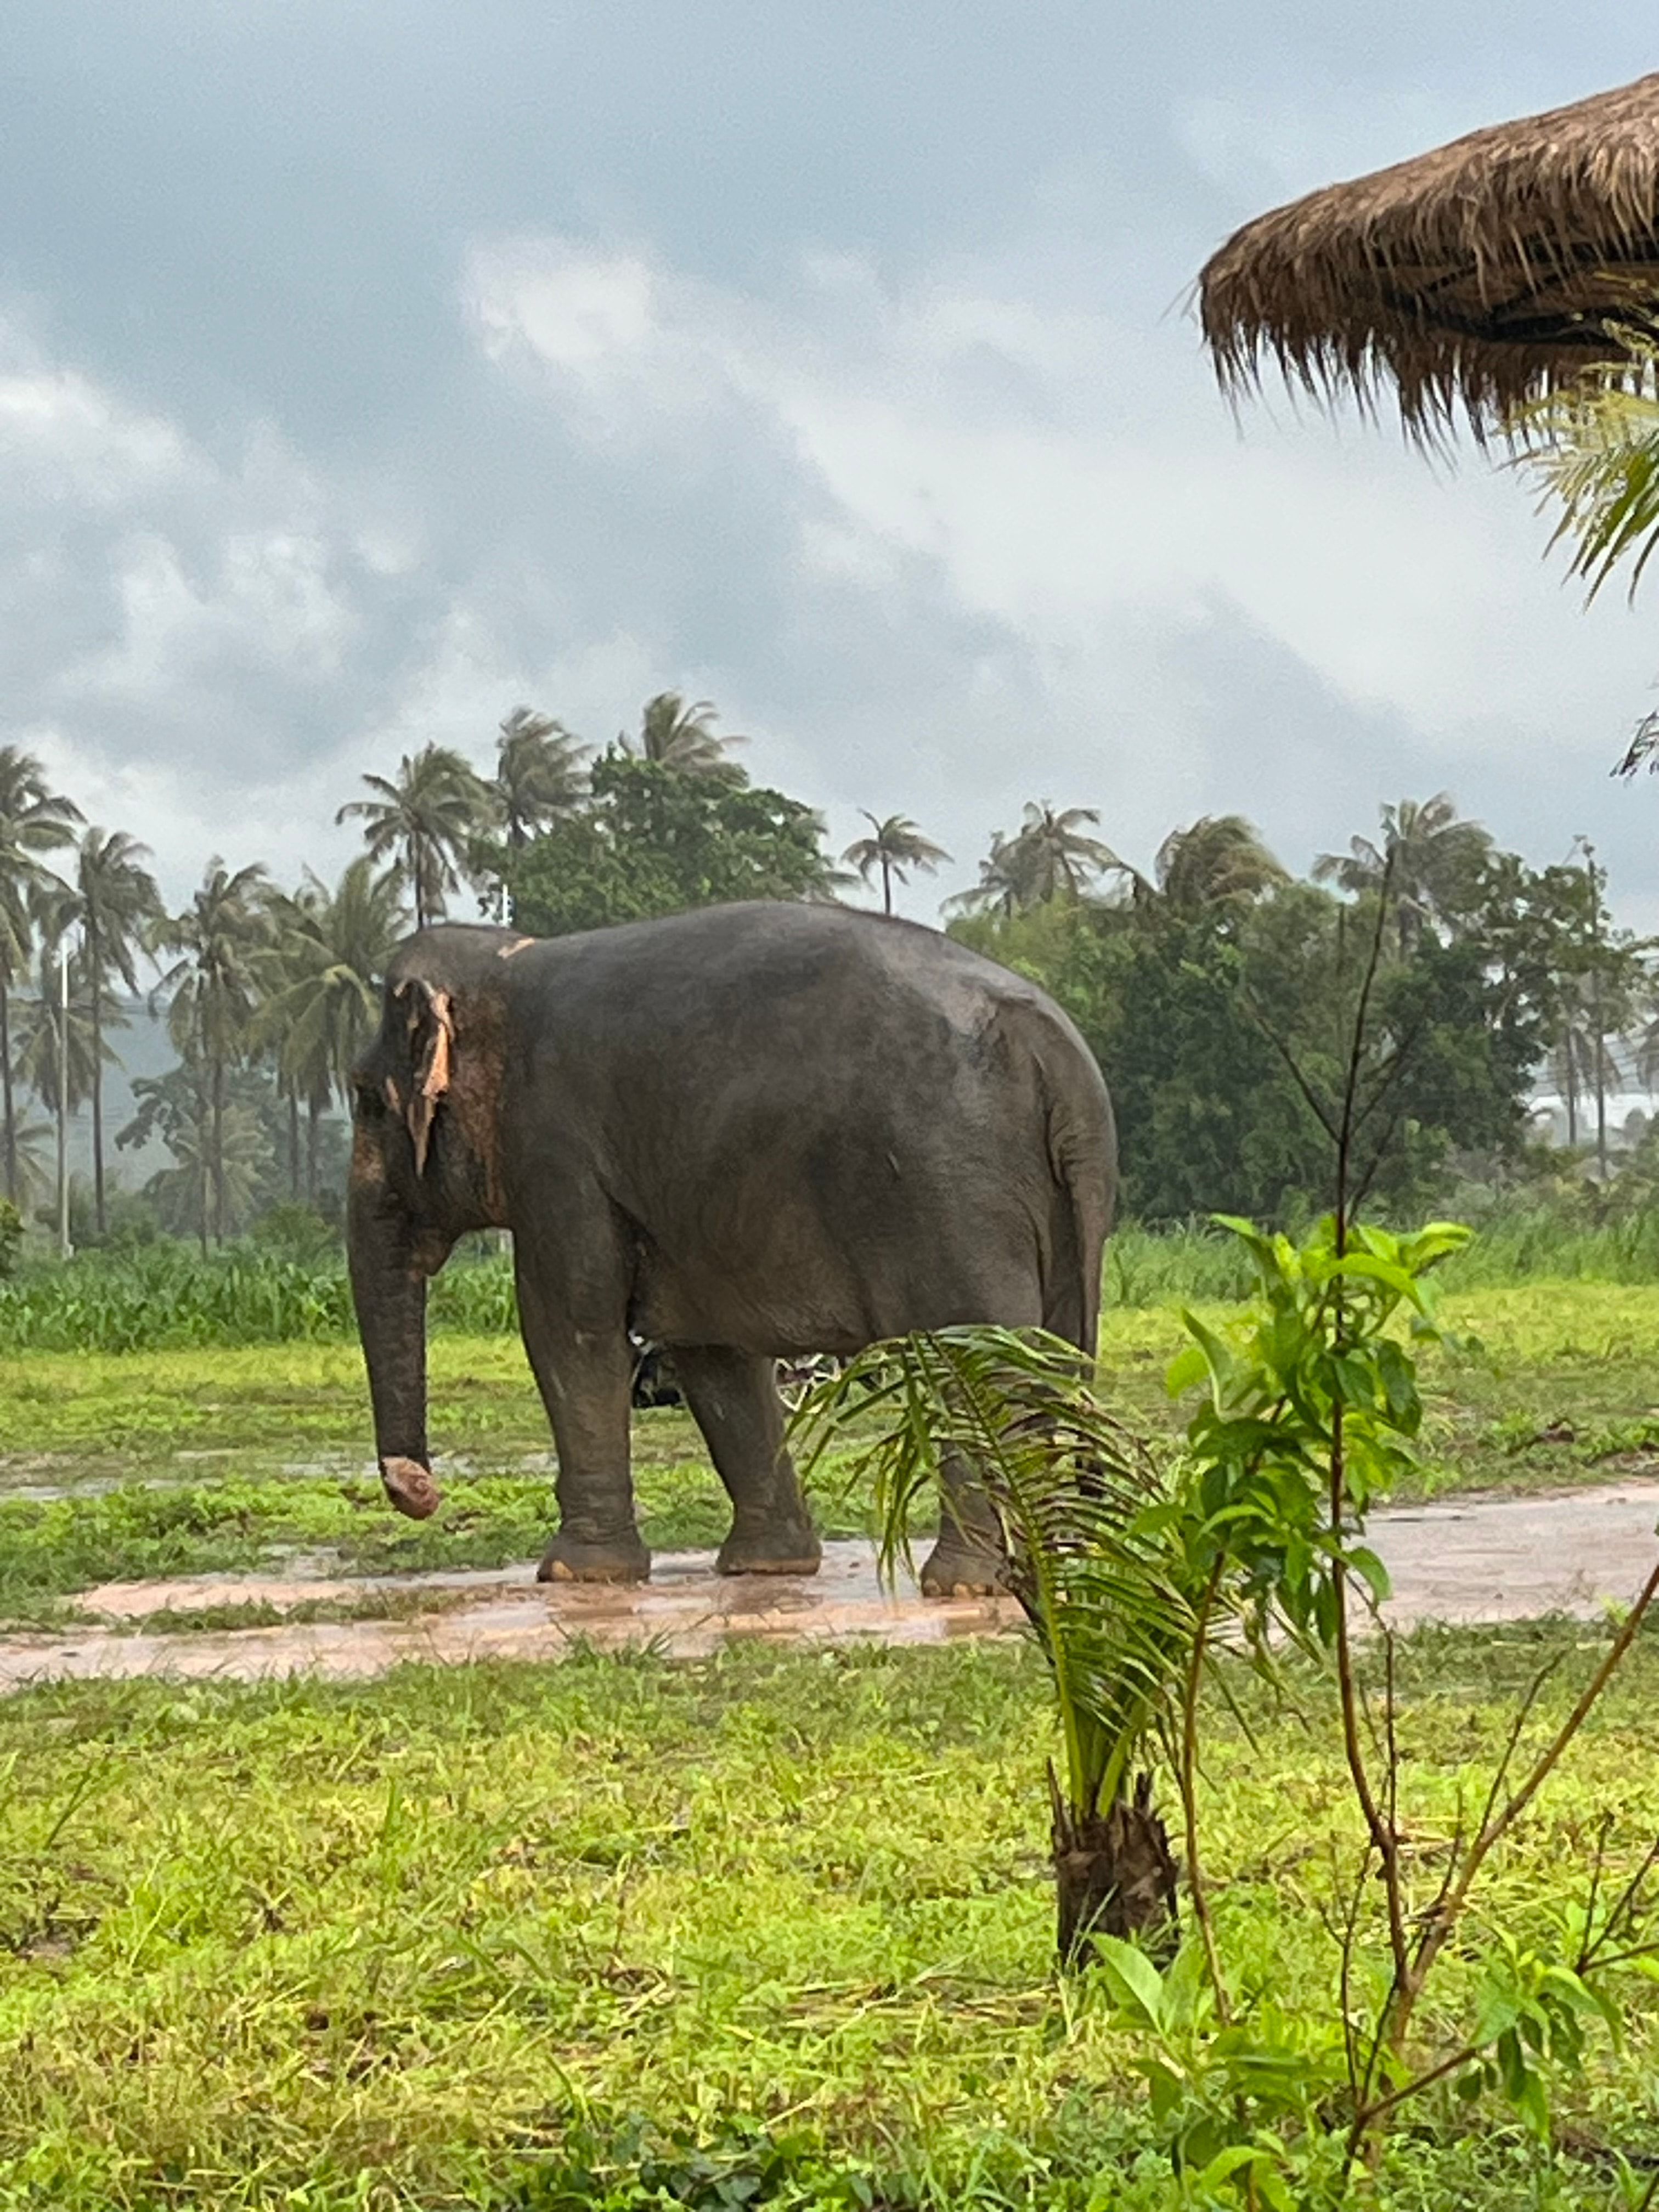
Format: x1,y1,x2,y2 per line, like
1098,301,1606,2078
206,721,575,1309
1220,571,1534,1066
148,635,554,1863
1511,335,1659,601
794,1327,1204,1819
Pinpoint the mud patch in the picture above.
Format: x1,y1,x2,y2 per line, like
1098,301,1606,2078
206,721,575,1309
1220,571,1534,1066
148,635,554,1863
2,1481,1657,1695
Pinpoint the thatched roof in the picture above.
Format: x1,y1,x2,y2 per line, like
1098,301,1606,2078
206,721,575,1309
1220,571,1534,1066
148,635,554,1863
1198,71,1659,437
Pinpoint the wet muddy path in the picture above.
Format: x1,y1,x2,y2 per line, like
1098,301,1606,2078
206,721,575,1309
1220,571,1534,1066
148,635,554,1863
1,1479,1656,1692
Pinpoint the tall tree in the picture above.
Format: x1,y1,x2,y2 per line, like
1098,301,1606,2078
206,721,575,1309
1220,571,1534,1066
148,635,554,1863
1148,815,1286,913
256,859,406,1200
12,931,104,1132
471,708,593,921
336,745,490,928
492,707,590,846
627,692,747,781
1314,794,1492,956
155,861,272,1245
951,804,1124,916
69,828,163,1237
511,752,839,937
120,1064,275,1250
840,812,951,916
0,748,81,1205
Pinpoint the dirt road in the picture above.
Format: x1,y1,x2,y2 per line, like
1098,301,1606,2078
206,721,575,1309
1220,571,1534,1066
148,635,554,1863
1,1478,1655,1694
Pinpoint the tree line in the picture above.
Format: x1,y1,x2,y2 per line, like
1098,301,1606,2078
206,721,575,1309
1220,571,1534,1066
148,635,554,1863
0,692,1642,1250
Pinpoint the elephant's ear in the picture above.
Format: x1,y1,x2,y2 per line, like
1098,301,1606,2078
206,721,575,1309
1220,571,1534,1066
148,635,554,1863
391,978,455,1174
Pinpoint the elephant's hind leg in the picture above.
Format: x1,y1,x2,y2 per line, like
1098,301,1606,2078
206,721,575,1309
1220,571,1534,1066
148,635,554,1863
674,1346,823,1577
919,1450,1006,1598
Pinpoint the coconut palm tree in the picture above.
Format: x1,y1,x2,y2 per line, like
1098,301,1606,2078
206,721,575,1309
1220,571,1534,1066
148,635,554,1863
840,812,952,917
0,749,81,1205
13,911,110,1246
256,859,407,1200
67,828,163,1237
120,1065,270,1253
470,707,593,921
1150,815,1286,912
951,804,1125,915
627,692,747,781
155,861,272,1244
491,706,590,846
337,745,492,929
1314,795,1492,956
946,831,1026,919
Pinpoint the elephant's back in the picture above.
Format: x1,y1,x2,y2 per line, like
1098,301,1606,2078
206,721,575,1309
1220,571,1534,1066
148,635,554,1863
513,900,1088,1071
502,902,1112,1351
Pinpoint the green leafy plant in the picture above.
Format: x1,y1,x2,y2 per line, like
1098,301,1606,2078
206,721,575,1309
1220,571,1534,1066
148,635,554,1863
796,1327,1202,1957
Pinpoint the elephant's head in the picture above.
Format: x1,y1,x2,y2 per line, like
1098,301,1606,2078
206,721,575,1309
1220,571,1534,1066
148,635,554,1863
347,925,524,1521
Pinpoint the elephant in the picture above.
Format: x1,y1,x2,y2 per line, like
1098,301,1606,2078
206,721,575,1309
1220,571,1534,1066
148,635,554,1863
346,900,1116,1594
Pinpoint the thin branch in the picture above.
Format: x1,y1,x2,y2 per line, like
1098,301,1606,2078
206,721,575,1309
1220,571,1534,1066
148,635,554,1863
1180,1554,1232,2025
1396,1560,1659,2056
1240,995,1341,1144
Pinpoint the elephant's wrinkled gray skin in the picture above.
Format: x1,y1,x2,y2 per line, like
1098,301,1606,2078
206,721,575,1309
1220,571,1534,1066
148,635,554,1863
347,902,1116,1594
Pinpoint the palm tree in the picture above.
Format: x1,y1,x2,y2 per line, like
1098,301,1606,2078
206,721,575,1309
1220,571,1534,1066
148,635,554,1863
840,812,952,917
155,861,272,1245
1150,815,1286,912
0,748,81,1204
951,804,1125,915
798,1329,1199,1958
68,828,163,1237
1314,794,1492,955
492,706,590,846
946,831,1027,919
13,914,110,1246
256,860,406,1201
120,1066,270,1251
627,692,747,781
337,746,491,929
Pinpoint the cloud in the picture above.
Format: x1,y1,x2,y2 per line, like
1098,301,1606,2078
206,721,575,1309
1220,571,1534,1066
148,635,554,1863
461,229,1659,899
3,15,1658,933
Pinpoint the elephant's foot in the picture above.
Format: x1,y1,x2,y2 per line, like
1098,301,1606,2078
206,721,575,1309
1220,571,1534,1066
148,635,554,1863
918,1532,1007,1600
537,1530,651,1584
716,1521,823,1577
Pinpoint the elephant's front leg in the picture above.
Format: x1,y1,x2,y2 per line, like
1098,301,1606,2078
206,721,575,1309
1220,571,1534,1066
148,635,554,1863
674,1346,822,1576
515,1239,649,1584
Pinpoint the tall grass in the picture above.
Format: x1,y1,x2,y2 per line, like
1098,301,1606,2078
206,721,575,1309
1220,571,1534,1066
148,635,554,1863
4,1200,1659,1352
1444,1205,1659,1286
0,1244,518,1353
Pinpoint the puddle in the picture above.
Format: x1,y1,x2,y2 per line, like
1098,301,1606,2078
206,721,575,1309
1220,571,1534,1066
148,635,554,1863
0,1543,1020,1691
2,1481,1657,1694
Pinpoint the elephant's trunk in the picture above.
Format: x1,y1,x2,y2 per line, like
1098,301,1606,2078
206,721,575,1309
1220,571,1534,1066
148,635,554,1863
347,1133,441,1521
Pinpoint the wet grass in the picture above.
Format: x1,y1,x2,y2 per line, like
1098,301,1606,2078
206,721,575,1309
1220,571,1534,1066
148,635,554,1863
2,1284,1657,1621
1,1628,1657,2208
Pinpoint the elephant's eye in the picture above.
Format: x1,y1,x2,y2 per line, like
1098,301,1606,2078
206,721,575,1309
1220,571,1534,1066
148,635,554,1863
353,1081,387,1122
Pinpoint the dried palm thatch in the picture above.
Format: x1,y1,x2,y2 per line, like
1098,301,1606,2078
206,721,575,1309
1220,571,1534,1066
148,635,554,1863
1199,71,1659,438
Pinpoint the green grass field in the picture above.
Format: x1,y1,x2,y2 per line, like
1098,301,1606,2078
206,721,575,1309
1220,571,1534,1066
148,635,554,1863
4,1278,1659,2205
2,1630,1658,2209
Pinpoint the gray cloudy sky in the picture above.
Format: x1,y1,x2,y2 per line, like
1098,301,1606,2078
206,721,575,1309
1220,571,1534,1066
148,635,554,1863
7,2,1659,922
